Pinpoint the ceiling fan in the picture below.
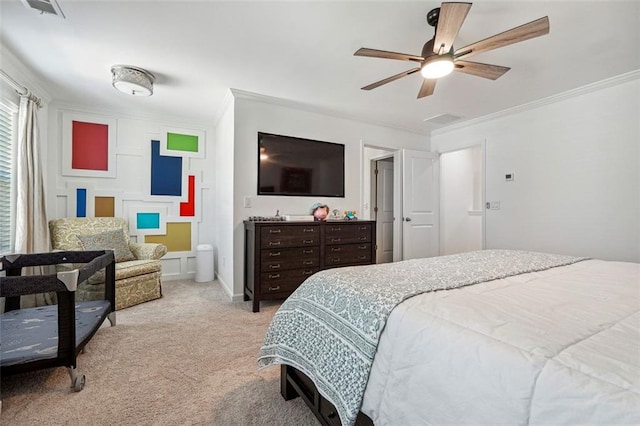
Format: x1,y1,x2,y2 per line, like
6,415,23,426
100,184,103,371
354,2,549,98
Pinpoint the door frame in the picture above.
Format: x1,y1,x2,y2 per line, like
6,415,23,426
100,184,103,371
437,139,487,251
370,155,394,263
361,141,403,261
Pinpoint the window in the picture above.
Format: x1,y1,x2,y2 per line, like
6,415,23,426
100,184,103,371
0,100,17,254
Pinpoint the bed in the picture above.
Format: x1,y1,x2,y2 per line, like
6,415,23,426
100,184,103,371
258,249,640,425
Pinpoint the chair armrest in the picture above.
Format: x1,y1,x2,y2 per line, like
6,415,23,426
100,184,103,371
129,243,167,260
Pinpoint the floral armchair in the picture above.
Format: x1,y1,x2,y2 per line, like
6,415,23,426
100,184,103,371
49,217,167,310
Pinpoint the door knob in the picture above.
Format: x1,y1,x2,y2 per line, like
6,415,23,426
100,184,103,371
405,217,412,222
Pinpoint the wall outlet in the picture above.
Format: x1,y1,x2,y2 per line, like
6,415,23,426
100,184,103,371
243,196,252,208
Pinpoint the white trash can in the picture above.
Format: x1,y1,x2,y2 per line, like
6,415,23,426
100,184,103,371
195,244,214,282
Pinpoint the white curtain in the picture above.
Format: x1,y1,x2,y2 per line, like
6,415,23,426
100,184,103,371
14,94,53,307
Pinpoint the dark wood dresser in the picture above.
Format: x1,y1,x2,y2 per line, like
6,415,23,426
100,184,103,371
244,220,376,312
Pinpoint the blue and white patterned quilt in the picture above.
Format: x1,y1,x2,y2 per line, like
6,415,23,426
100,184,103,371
258,249,587,426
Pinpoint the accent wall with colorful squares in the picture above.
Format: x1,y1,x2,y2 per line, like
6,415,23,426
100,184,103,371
52,108,215,280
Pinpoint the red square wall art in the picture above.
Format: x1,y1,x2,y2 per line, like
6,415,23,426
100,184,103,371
72,121,108,171
62,112,116,178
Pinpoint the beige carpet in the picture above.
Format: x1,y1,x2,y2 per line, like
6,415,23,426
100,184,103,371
0,280,319,425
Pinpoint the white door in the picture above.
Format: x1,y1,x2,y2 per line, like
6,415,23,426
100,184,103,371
402,149,439,260
375,159,394,263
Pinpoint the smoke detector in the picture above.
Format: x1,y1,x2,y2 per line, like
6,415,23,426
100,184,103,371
21,0,66,18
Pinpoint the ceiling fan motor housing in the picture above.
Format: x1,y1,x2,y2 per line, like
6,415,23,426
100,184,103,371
426,7,440,27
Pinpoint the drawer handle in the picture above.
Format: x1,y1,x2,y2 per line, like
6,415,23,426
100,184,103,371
268,273,280,279
269,229,281,234
303,228,314,233
269,252,281,257
358,226,367,230
358,236,367,241
268,286,280,291
302,260,313,265
269,264,281,269
302,249,314,254
302,270,313,275
358,245,367,250
358,255,367,260
269,241,281,246
331,258,341,263
331,238,341,243
303,239,313,244
331,227,341,231
331,247,341,252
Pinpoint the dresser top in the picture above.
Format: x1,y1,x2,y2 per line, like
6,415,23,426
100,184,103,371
244,219,375,226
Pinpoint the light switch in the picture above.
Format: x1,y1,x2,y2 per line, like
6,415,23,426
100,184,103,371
244,196,252,208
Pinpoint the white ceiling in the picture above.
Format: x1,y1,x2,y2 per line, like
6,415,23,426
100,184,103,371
1,1,639,134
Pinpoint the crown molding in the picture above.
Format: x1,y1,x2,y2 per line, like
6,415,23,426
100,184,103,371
0,43,53,104
213,88,236,128
228,88,428,136
50,100,214,130
432,70,640,136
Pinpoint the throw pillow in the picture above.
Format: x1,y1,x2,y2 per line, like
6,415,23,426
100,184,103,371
76,229,136,262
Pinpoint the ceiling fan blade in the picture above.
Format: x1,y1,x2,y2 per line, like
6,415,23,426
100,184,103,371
454,16,549,60
454,60,510,80
362,68,421,90
417,78,437,98
433,2,472,54
354,48,424,62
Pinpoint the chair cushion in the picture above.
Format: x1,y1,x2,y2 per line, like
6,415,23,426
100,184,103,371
77,229,135,262
86,259,162,284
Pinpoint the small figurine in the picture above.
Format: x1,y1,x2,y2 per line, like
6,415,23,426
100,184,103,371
344,210,357,220
310,203,330,221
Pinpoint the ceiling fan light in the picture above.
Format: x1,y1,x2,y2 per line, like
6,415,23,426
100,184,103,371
421,56,454,79
111,65,155,96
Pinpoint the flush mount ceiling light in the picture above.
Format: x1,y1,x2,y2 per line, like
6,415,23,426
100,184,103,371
111,65,155,96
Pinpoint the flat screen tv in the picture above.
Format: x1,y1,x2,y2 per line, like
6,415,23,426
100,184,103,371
257,132,345,197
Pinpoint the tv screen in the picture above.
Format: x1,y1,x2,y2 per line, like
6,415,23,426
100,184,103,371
257,132,345,197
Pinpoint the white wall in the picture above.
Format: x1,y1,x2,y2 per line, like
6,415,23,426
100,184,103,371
214,92,235,297
47,103,216,280
433,74,640,262
440,146,483,255
225,91,429,298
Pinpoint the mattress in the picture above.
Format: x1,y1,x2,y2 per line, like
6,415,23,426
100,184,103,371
1,300,111,366
360,259,640,424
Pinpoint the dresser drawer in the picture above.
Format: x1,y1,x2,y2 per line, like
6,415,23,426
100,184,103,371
262,255,319,272
325,223,372,245
326,243,371,256
260,225,319,249
260,268,320,293
261,246,319,263
325,245,372,266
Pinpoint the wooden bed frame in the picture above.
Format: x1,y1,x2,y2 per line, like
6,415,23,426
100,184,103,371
281,364,374,426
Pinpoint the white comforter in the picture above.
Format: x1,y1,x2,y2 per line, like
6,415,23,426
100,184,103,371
361,259,640,425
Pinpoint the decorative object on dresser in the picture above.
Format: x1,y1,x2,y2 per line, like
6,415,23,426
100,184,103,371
244,220,376,312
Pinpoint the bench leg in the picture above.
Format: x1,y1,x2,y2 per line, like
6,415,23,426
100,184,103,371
108,312,116,326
